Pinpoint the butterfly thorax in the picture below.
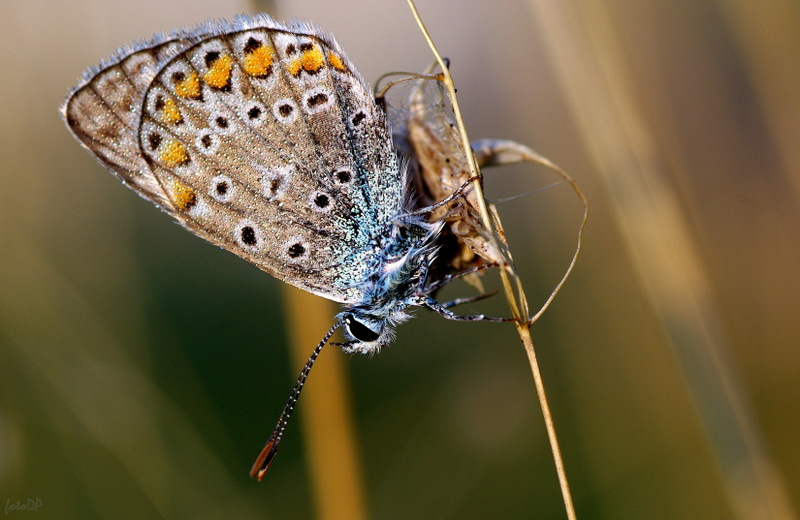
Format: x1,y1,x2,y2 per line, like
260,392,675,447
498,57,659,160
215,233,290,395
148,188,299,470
337,218,442,355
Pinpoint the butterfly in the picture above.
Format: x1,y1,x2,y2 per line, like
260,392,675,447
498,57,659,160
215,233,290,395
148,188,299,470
62,13,503,479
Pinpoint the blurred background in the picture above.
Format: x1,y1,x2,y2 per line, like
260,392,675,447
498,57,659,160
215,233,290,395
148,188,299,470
2,0,799,518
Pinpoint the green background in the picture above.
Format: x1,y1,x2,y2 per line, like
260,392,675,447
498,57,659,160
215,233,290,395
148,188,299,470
2,0,799,518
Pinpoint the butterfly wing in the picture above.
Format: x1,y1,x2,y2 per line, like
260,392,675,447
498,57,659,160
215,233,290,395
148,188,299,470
63,15,404,304
63,32,195,210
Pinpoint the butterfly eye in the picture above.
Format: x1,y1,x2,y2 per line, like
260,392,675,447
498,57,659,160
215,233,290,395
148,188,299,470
344,315,380,343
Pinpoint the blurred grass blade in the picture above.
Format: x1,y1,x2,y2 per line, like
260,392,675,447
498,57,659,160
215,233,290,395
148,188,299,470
526,1,797,519
0,243,259,518
716,0,800,203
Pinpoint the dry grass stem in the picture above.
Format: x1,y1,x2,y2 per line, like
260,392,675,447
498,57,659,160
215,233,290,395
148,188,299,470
407,2,583,518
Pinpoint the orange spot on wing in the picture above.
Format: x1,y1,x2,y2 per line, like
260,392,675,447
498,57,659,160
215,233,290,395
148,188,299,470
243,45,274,76
328,52,347,72
203,53,234,89
175,72,201,99
170,179,197,211
160,140,189,167
160,98,182,125
288,46,325,75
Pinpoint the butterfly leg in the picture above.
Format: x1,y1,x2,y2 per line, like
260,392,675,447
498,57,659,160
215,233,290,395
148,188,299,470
423,262,499,294
402,174,481,219
421,296,514,323
438,290,498,310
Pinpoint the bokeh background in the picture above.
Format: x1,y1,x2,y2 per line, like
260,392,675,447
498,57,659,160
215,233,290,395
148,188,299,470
2,0,799,518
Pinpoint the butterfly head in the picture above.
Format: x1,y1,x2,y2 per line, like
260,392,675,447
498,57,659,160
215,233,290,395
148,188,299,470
336,218,443,355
